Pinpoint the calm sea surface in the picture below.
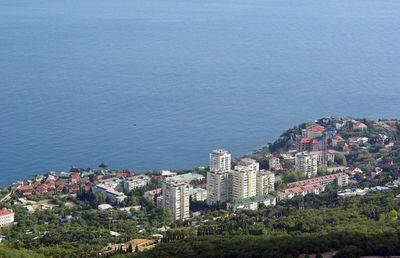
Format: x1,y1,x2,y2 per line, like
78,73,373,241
1,0,400,186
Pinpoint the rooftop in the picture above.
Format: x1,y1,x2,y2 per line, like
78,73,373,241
305,125,325,131
288,173,347,186
190,188,207,195
280,184,324,194
297,138,319,144
165,173,204,183
0,209,14,216
228,194,275,206
145,188,162,195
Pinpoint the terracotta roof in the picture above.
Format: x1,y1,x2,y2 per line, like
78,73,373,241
0,209,14,216
99,177,118,182
347,166,358,172
305,125,325,131
145,188,162,196
297,138,315,144
332,135,343,140
280,184,324,194
288,173,347,186
269,157,280,161
19,185,33,191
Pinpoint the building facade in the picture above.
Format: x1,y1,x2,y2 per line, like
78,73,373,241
268,157,281,170
227,194,276,212
256,170,275,196
92,184,127,204
231,158,259,200
0,209,14,227
122,175,150,191
288,172,348,187
295,152,318,178
278,184,325,201
301,125,325,138
207,149,232,205
209,149,231,172
296,138,320,152
235,158,260,172
207,170,231,205
162,180,190,220
190,188,207,201
232,169,256,199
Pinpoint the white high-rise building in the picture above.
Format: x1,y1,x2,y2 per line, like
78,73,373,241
232,169,256,199
209,149,231,172
295,152,318,178
207,149,232,205
162,180,190,220
232,158,258,199
256,170,275,196
235,158,259,172
207,169,232,205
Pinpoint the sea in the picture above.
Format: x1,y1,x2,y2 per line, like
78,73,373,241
1,0,400,187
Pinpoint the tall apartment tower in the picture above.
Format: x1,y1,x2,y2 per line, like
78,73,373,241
256,170,275,196
207,149,232,205
209,149,231,172
295,152,318,178
162,180,190,220
232,158,258,199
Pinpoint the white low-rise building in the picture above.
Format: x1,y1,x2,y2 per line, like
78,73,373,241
144,188,162,202
190,188,207,201
227,194,276,212
92,184,127,204
278,184,325,201
122,175,150,191
98,204,114,212
256,170,275,196
0,209,14,227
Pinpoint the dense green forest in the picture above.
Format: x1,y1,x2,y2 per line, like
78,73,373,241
129,187,400,257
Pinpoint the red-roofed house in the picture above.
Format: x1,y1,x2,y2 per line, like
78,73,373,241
67,184,80,193
144,188,162,202
296,138,320,152
346,166,363,176
45,180,56,187
80,181,94,192
56,185,65,194
0,208,14,227
116,173,127,178
11,182,23,191
278,184,325,201
269,157,281,170
34,184,47,194
385,160,393,166
288,172,349,187
70,174,79,183
302,125,325,138
18,185,33,196
353,122,368,130
56,179,67,186
332,135,344,147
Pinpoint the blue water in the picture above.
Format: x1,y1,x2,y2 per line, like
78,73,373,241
1,0,400,187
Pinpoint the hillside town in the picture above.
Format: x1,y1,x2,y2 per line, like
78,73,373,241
1,116,400,256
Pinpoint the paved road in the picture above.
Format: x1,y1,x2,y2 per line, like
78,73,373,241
0,192,11,203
